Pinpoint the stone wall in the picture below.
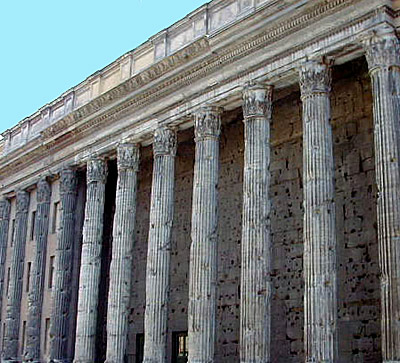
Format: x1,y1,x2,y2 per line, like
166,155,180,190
124,57,380,362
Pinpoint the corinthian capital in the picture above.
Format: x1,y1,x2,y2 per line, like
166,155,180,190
16,190,30,213
153,127,177,156
363,31,400,71
242,83,273,119
299,60,331,98
117,143,140,170
0,199,10,220
60,167,78,195
37,178,51,204
87,158,108,183
193,106,223,140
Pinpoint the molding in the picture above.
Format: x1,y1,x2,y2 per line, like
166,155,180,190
0,0,392,193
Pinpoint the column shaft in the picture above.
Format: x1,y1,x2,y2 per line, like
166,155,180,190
143,128,177,363
50,168,78,362
188,106,222,363
240,85,273,363
25,179,51,361
0,198,10,331
299,60,338,362
105,144,140,363
74,159,107,363
2,191,30,360
363,30,400,362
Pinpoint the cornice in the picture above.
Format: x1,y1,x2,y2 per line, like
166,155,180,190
0,0,389,192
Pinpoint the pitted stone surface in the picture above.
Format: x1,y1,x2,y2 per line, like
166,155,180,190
74,159,108,362
106,145,140,362
25,178,51,361
143,129,176,363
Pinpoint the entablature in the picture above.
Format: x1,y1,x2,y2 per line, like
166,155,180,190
0,0,396,195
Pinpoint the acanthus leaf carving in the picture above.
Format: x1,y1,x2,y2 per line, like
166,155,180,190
242,83,273,119
87,158,108,183
193,106,223,140
16,190,30,213
117,143,140,171
0,199,11,221
299,60,331,98
60,168,78,195
36,178,51,204
153,127,177,156
363,31,400,71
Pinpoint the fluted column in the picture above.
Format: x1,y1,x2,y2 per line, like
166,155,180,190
0,198,10,324
50,168,78,363
143,128,177,363
74,158,108,363
240,84,273,363
188,106,222,363
299,60,338,362
25,178,52,362
363,30,400,362
105,144,140,363
2,191,30,361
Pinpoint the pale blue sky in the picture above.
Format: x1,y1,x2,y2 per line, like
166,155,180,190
0,0,207,134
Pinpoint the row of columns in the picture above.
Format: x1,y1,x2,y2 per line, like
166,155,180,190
0,29,399,362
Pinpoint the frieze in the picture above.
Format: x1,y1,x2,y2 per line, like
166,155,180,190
0,199,10,221
16,191,30,213
87,158,108,184
363,30,400,70
299,60,332,98
242,84,273,119
153,127,177,156
39,0,352,142
0,0,383,188
117,143,140,171
194,106,223,140
36,178,51,204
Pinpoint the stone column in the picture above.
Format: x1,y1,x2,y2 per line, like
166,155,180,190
105,143,140,363
0,198,10,324
2,191,30,361
240,84,273,363
50,168,78,362
74,158,107,363
24,178,51,362
143,128,177,363
363,30,400,362
188,106,222,363
299,60,338,362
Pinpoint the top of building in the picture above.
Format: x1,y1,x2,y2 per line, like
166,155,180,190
1,0,276,155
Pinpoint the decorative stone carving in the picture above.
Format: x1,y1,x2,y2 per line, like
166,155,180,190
143,128,176,363
193,106,223,140
240,84,273,362
299,59,331,97
153,127,177,156
2,191,30,360
0,198,11,220
117,143,140,170
87,157,108,183
363,30,400,362
49,167,78,362
106,144,140,362
188,106,222,362
74,158,108,362
363,31,400,71
299,60,338,363
25,178,52,361
242,83,273,119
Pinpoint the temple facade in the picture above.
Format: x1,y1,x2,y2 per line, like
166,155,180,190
0,0,399,361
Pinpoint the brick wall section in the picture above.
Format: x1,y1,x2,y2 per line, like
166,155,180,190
126,57,380,362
